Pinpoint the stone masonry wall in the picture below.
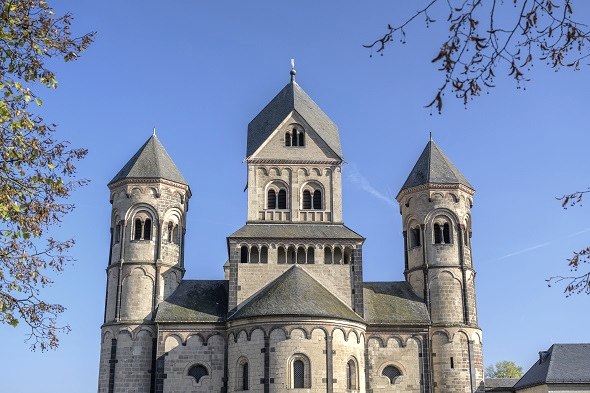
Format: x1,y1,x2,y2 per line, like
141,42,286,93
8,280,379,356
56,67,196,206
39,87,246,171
366,336,422,393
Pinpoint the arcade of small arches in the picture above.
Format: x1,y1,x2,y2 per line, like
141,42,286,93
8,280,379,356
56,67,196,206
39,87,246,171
239,244,354,265
112,210,182,245
406,216,472,250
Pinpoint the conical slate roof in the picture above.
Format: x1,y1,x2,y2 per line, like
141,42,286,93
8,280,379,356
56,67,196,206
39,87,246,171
246,81,342,159
109,134,187,186
229,265,363,323
399,140,473,194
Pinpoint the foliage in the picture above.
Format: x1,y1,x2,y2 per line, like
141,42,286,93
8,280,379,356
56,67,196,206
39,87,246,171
364,0,590,113
0,0,94,350
547,190,590,296
485,360,523,378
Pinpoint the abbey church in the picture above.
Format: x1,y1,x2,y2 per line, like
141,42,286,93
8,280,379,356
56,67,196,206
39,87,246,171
98,70,484,393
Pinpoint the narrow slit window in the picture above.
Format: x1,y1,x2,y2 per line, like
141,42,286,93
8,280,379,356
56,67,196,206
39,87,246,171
167,222,173,243
114,224,121,244
450,357,454,369
242,362,249,390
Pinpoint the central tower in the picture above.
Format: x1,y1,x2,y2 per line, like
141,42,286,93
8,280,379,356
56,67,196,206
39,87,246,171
227,69,365,315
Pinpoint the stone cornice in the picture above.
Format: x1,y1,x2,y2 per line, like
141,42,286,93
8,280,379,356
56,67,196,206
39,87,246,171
108,177,191,196
396,182,475,201
247,158,342,165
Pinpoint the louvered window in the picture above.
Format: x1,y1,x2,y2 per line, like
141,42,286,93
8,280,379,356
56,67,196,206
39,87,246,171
312,190,322,209
143,219,152,240
134,219,142,240
302,190,312,209
268,189,277,209
277,189,287,209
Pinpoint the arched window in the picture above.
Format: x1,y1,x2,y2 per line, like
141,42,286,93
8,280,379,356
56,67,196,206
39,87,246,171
250,246,259,264
410,227,421,248
347,359,358,390
343,247,352,265
434,223,442,244
443,223,451,244
134,219,142,240
260,246,268,264
278,189,287,209
298,130,305,146
302,190,312,209
297,246,306,264
237,358,249,391
324,247,333,264
285,132,292,147
143,219,152,240
267,189,277,209
287,246,295,264
293,359,305,388
114,224,121,244
173,225,179,244
167,222,173,243
188,364,209,383
312,190,322,210
278,246,286,264
334,247,343,264
307,247,315,264
240,245,248,263
382,365,401,384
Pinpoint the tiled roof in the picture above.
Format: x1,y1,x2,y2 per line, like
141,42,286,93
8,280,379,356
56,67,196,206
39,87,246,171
247,81,342,159
228,266,364,323
109,134,187,186
399,140,473,195
155,280,227,323
229,223,364,240
485,378,518,392
513,344,590,390
363,282,430,325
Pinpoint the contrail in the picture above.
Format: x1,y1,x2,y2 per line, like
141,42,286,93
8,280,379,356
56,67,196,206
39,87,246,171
495,227,590,261
346,163,391,205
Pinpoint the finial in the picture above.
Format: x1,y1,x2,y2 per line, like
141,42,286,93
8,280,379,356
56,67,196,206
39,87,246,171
429,131,432,142
152,127,156,136
290,58,296,82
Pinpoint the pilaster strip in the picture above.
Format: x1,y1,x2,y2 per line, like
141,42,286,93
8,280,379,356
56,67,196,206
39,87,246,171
107,338,117,393
326,336,334,393
263,334,270,393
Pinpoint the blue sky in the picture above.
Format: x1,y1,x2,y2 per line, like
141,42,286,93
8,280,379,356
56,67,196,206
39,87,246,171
2,1,590,391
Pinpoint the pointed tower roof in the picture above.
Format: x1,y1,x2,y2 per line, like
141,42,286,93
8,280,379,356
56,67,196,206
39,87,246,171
229,266,363,323
399,140,473,195
109,134,187,186
246,80,342,159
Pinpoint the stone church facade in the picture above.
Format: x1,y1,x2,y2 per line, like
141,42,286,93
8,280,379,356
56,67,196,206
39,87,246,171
97,72,484,393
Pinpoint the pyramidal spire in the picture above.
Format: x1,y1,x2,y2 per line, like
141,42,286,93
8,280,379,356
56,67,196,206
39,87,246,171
398,139,473,196
109,133,187,186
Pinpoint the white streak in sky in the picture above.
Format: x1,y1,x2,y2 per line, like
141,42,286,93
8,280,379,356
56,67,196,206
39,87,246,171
496,226,590,261
346,163,391,205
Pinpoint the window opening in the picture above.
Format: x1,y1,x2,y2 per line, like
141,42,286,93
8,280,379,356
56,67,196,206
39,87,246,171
143,219,152,240
307,247,315,264
450,357,454,369
312,190,322,210
293,359,305,388
278,189,287,209
260,246,268,264
240,246,248,263
434,223,442,244
347,360,357,390
334,247,343,264
324,247,333,264
167,222,173,243
114,224,121,244
382,365,401,384
250,246,259,264
268,189,277,209
443,223,451,244
134,219,142,240
302,190,312,209
278,247,286,264
297,246,306,264
188,364,209,383
285,132,291,147
242,362,249,390
298,130,304,146
287,246,295,264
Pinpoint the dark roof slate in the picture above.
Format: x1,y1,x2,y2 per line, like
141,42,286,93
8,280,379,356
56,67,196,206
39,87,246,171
363,282,430,325
485,378,518,392
228,266,364,323
247,81,342,158
155,280,227,323
109,134,187,186
399,140,473,194
229,224,364,240
513,344,590,390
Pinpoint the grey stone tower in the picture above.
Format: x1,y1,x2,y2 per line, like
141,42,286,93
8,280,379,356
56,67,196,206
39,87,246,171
98,134,191,393
396,140,484,392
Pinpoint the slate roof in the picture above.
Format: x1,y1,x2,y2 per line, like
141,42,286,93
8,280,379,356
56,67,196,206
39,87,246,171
155,280,227,323
109,134,187,186
228,266,364,323
399,140,473,195
485,378,518,392
363,282,430,325
229,224,364,240
246,81,343,159
513,344,590,390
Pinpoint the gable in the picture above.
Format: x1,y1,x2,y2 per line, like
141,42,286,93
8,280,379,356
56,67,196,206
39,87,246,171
250,111,341,161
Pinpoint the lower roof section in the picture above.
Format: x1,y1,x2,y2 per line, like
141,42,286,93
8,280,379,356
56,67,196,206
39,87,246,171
363,282,430,326
228,223,364,240
155,280,228,323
